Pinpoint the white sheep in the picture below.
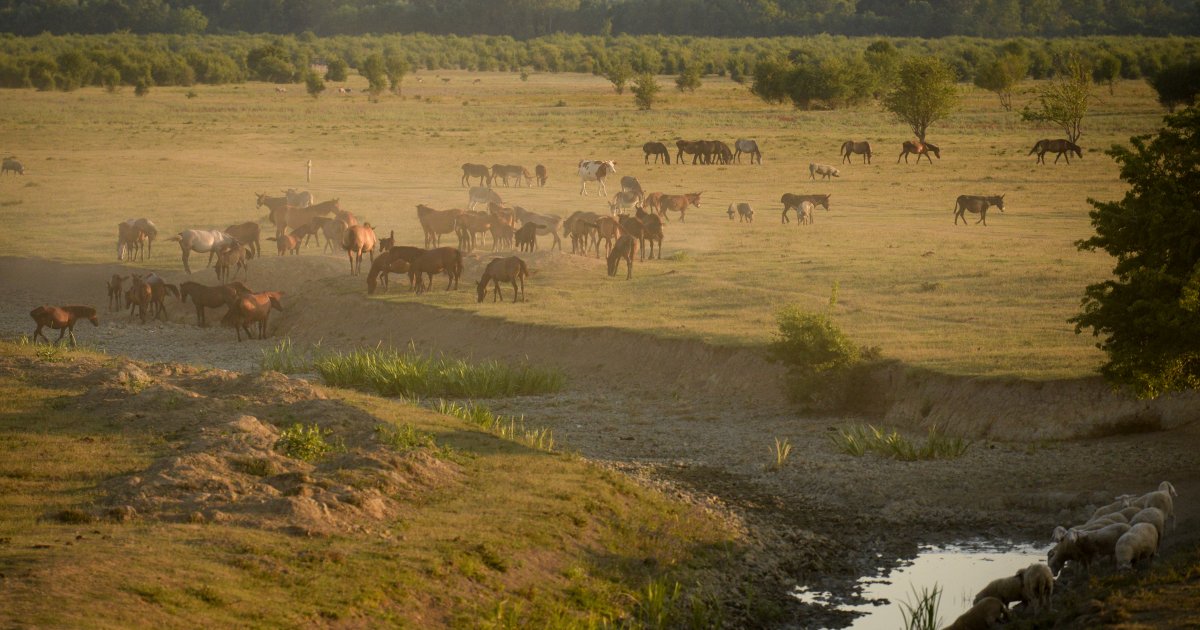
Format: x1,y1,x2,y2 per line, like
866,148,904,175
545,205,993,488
1115,522,1159,570
1083,511,1128,527
1048,523,1130,575
1089,496,1131,521
973,571,1023,607
1021,563,1054,612
1129,507,1166,543
1127,481,1177,532
1118,505,1142,520
942,596,1011,630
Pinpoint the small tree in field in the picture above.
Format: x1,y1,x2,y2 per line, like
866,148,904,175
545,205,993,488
675,63,701,92
632,73,660,110
882,57,959,143
974,53,1028,111
1022,57,1092,143
359,53,387,99
304,71,325,99
604,62,632,95
325,57,348,82
1093,54,1121,95
1071,107,1200,398
385,53,409,95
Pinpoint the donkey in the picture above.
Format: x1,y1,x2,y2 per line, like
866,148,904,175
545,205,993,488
954,194,1005,226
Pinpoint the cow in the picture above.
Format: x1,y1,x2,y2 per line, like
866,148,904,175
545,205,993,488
578,160,616,196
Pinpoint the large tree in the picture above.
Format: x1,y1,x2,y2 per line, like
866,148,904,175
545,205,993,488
881,57,959,143
1022,57,1092,143
1071,107,1200,398
974,53,1028,111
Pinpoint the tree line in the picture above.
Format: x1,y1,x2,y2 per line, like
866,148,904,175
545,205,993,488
1,0,1198,38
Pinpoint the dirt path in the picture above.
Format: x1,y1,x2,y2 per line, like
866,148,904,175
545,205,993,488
2,254,1197,626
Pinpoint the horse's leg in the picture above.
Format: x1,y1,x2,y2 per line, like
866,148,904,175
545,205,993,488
67,324,78,347
181,245,192,274
897,150,904,164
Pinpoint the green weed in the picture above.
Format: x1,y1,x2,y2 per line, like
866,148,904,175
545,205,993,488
260,337,317,374
769,437,793,470
275,423,339,462
899,584,942,630
830,424,970,461
316,347,565,398
434,400,555,452
376,423,436,451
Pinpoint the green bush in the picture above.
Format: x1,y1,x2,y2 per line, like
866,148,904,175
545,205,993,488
325,57,349,81
304,71,325,98
275,423,336,462
768,306,865,409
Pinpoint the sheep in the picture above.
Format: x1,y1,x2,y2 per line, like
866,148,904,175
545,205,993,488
1129,507,1166,543
1127,481,1177,532
1083,511,1128,527
1021,563,1054,612
973,571,1023,607
942,596,1011,630
1090,496,1132,521
1115,522,1159,570
1048,523,1130,575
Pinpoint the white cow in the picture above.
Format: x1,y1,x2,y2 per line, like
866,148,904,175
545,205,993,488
809,163,840,180
578,160,616,196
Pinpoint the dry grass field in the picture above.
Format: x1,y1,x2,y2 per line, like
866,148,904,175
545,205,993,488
0,71,1167,378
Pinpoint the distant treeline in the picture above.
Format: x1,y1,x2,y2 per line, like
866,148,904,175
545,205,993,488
1,32,1198,94
1,0,1198,38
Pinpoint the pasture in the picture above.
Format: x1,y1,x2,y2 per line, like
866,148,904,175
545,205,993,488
0,70,1167,378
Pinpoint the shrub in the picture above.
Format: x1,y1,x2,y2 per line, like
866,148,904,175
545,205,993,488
325,57,348,82
768,305,864,409
134,78,150,96
675,64,701,92
275,423,336,462
304,71,325,98
376,424,435,451
434,400,554,452
631,72,660,110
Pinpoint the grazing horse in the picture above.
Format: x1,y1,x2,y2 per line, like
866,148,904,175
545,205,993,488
476,256,529,303
409,247,463,294
617,215,649,261
607,235,637,279
712,140,734,165
810,163,840,180
643,142,671,164
1029,139,1082,164
954,194,1005,226
126,275,153,323
675,140,712,165
30,305,98,346
578,160,616,196
513,207,563,251
224,221,262,258
515,223,540,253
657,192,702,222
179,281,251,326
462,163,490,186
367,246,425,294
342,223,378,275
168,229,238,274
898,140,940,164
416,204,466,249
106,274,128,311
840,140,872,164
2,157,24,175
620,175,644,201
734,139,762,165
728,203,754,223
535,164,548,187
781,194,831,224
468,186,502,211
222,291,284,342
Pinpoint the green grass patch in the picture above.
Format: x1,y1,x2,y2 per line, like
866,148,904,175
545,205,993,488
899,584,943,630
830,424,970,461
434,400,555,452
315,347,566,398
259,337,318,374
274,423,340,462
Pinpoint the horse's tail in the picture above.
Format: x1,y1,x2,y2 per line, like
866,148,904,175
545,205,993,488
1028,140,1043,155
167,234,182,242
518,258,529,280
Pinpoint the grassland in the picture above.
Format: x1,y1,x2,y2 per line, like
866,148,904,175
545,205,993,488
0,71,1167,378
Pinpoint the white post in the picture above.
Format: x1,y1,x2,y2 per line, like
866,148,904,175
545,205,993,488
306,159,312,183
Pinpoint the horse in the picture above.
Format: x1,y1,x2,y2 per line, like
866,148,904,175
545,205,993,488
265,196,339,239
712,140,734,165
106,274,128,311
734,139,762,164
30,305,97,346
563,211,600,255
578,160,616,196
797,201,815,225
265,233,301,256
462,163,490,187
117,218,157,261
491,164,530,187
342,223,378,275
1029,139,1082,164
657,192,702,222
468,186,502,211
416,204,465,249
810,163,840,180
592,216,622,259
513,207,562,251
284,189,314,208
635,206,664,259
898,141,940,164
131,273,178,322
476,256,528,303
954,194,1005,226
607,235,637,279
515,223,540,253
490,221,515,251
609,190,641,215
643,142,671,164
224,221,262,258
840,141,872,164
367,246,425,294
2,157,24,175
457,211,493,252
126,275,153,323
409,247,463,294
535,164,548,187
617,215,649,261
780,194,831,224
168,229,238,274
222,291,284,342
728,203,754,223
620,175,644,200
675,140,712,165
214,241,252,283
179,280,251,326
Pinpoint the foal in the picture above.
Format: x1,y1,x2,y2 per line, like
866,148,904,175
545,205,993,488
30,305,99,346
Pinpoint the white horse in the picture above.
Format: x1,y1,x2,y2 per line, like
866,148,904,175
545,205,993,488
285,188,314,208
468,186,502,210
734,139,762,164
578,160,616,196
168,229,238,274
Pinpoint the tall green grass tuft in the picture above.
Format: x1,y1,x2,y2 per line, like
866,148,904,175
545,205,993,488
315,347,566,398
260,337,319,374
768,437,793,470
899,584,942,630
434,400,555,452
830,424,970,461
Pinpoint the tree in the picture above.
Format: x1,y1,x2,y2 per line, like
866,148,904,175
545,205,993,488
1147,61,1200,112
974,53,1028,111
675,63,701,92
631,72,660,110
359,53,387,99
1093,54,1122,96
1021,57,1092,143
325,57,348,82
1071,107,1200,398
247,45,295,83
304,71,324,98
385,53,409,95
881,57,959,143
604,62,632,95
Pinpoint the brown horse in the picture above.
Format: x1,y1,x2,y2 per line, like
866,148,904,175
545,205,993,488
515,223,540,253
367,246,425,294
224,222,262,257
618,215,649,261
342,223,378,275
593,216,623,258
675,140,713,165
30,305,98,346
535,164,548,187
222,291,284,342
117,218,157,261
215,242,252,283
461,162,490,187
781,193,831,223
180,280,251,326
490,221,515,251
563,211,599,255
409,247,463,294
607,235,637,279
126,275,153,323
416,204,465,249
841,140,872,164
635,206,664,259
143,273,180,320
513,207,563,251
657,192,702,222
106,274,128,311
265,196,340,239
476,256,529,303
954,194,1005,226
265,233,301,256
898,141,940,164
1029,139,1082,164
458,211,493,252
643,141,671,164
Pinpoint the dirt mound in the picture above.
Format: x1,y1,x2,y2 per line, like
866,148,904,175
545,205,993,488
18,353,462,536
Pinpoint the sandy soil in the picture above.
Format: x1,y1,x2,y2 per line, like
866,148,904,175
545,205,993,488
2,254,1197,627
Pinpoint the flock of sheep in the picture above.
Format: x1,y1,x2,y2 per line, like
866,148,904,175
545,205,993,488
939,480,1177,629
